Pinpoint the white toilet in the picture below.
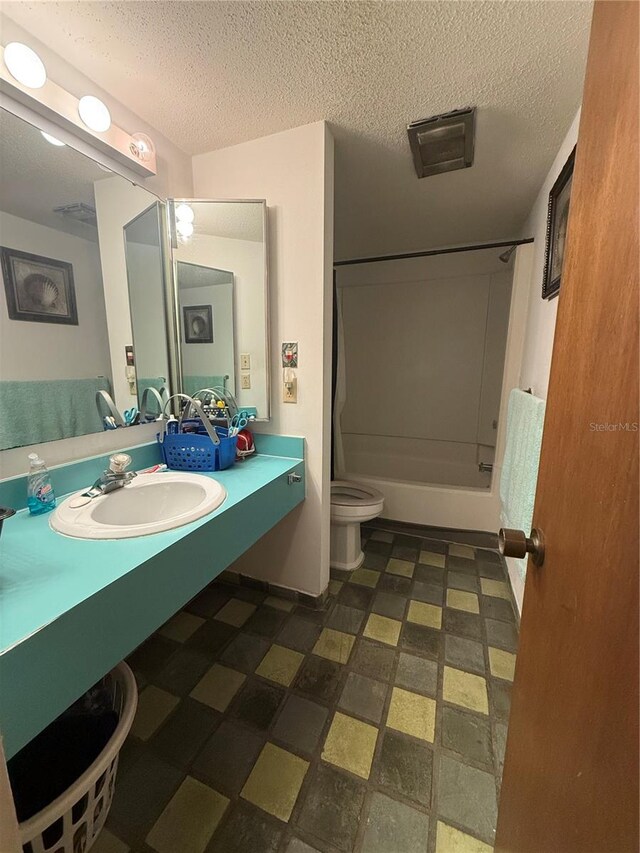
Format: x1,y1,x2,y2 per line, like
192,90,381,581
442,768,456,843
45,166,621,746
330,480,385,571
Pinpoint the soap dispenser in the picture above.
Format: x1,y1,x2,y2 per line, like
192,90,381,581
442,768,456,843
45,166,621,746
27,453,57,515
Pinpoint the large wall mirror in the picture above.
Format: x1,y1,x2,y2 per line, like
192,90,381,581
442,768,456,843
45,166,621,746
169,200,269,419
0,107,170,453
0,110,272,461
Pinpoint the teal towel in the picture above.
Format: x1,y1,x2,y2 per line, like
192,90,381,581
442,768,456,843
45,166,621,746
499,388,546,581
137,377,168,394
0,377,111,450
183,375,227,397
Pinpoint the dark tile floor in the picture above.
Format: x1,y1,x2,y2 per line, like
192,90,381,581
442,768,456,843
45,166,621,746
97,522,518,853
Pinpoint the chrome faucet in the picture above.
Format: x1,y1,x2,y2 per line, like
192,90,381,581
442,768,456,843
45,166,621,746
83,453,137,498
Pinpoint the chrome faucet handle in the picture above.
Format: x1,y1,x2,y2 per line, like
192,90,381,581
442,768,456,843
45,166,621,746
109,453,132,474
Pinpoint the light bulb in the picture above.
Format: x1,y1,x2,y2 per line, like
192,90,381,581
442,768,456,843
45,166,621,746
175,203,194,224
131,132,155,163
176,220,194,238
3,42,47,89
78,95,111,132
41,131,65,147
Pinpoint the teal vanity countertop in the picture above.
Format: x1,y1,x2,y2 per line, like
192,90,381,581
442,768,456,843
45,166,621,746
0,435,304,758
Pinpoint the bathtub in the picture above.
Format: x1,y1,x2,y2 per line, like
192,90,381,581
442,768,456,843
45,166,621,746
341,433,501,531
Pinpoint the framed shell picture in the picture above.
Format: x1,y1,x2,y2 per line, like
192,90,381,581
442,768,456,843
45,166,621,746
1,247,78,324
542,146,576,300
183,304,214,344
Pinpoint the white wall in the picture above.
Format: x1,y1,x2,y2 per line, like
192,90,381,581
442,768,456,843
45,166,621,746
0,210,111,381
125,239,170,390
497,110,581,612
179,282,235,391
192,121,334,597
93,177,165,412
519,110,581,397
176,233,266,411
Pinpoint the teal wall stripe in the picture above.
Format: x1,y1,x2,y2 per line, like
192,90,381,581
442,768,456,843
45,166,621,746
0,443,162,512
0,434,303,512
252,433,305,458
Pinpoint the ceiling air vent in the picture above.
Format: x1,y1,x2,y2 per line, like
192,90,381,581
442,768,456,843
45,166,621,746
53,202,97,227
407,107,476,178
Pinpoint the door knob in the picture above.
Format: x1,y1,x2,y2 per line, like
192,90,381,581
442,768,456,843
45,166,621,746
498,527,545,567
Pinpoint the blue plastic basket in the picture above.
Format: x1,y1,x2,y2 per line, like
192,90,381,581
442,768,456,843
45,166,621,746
159,426,237,472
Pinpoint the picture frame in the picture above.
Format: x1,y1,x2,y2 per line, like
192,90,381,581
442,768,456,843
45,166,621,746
1,246,78,325
542,146,576,300
183,304,213,344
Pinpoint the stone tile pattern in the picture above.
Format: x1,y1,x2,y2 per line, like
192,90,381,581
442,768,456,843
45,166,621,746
105,523,518,853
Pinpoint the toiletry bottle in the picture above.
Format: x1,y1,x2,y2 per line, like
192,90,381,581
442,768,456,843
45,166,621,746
27,453,57,515
167,415,179,434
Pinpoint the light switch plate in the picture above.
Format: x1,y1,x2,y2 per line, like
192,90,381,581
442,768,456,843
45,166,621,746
241,373,251,389
282,342,298,368
240,353,251,370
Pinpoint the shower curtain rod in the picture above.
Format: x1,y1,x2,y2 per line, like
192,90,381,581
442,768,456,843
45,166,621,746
333,237,534,268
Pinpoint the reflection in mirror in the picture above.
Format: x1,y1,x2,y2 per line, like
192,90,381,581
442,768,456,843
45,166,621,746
171,200,269,419
0,107,169,452
176,262,235,398
124,205,170,417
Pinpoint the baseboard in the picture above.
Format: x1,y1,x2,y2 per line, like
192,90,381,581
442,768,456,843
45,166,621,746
217,570,329,610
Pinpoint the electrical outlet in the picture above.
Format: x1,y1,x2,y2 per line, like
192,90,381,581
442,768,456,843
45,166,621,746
240,353,251,370
283,370,297,403
241,373,251,390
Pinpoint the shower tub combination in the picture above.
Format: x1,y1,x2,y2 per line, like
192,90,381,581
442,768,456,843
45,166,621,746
333,244,534,535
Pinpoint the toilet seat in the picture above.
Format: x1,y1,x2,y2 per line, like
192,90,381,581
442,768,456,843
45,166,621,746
331,480,384,508
330,479,384,571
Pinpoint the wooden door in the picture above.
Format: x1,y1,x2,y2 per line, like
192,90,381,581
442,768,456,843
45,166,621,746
495,2,639,851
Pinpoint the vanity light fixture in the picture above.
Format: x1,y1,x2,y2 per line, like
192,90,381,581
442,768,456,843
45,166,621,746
175,203,195,224
41,131,65,147
130,132,155,163
3,42,46,89
1,42,156,177
78,95,111,132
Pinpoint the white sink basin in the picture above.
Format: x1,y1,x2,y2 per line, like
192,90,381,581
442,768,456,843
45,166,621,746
50,472,226,539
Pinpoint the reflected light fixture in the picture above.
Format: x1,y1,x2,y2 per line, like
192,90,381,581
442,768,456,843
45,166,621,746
176,220,194,239
41,131,65,147
3,42,47,89
78,95,111,132
175,203,195,224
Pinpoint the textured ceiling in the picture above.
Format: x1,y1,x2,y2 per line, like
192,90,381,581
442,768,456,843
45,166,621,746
177,262,234,290
2,1,592,259
187,201,265,243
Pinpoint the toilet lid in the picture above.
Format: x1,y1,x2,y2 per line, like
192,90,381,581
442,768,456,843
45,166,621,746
331,480,384,507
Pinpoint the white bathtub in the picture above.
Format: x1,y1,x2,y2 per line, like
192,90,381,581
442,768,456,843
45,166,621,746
341,433,501,531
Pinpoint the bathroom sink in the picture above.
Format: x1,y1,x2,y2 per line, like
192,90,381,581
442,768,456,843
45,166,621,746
50,472,226,539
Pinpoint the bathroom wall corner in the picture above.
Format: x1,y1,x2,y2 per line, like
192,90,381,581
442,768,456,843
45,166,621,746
519,108,581,399
192,121,334,597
